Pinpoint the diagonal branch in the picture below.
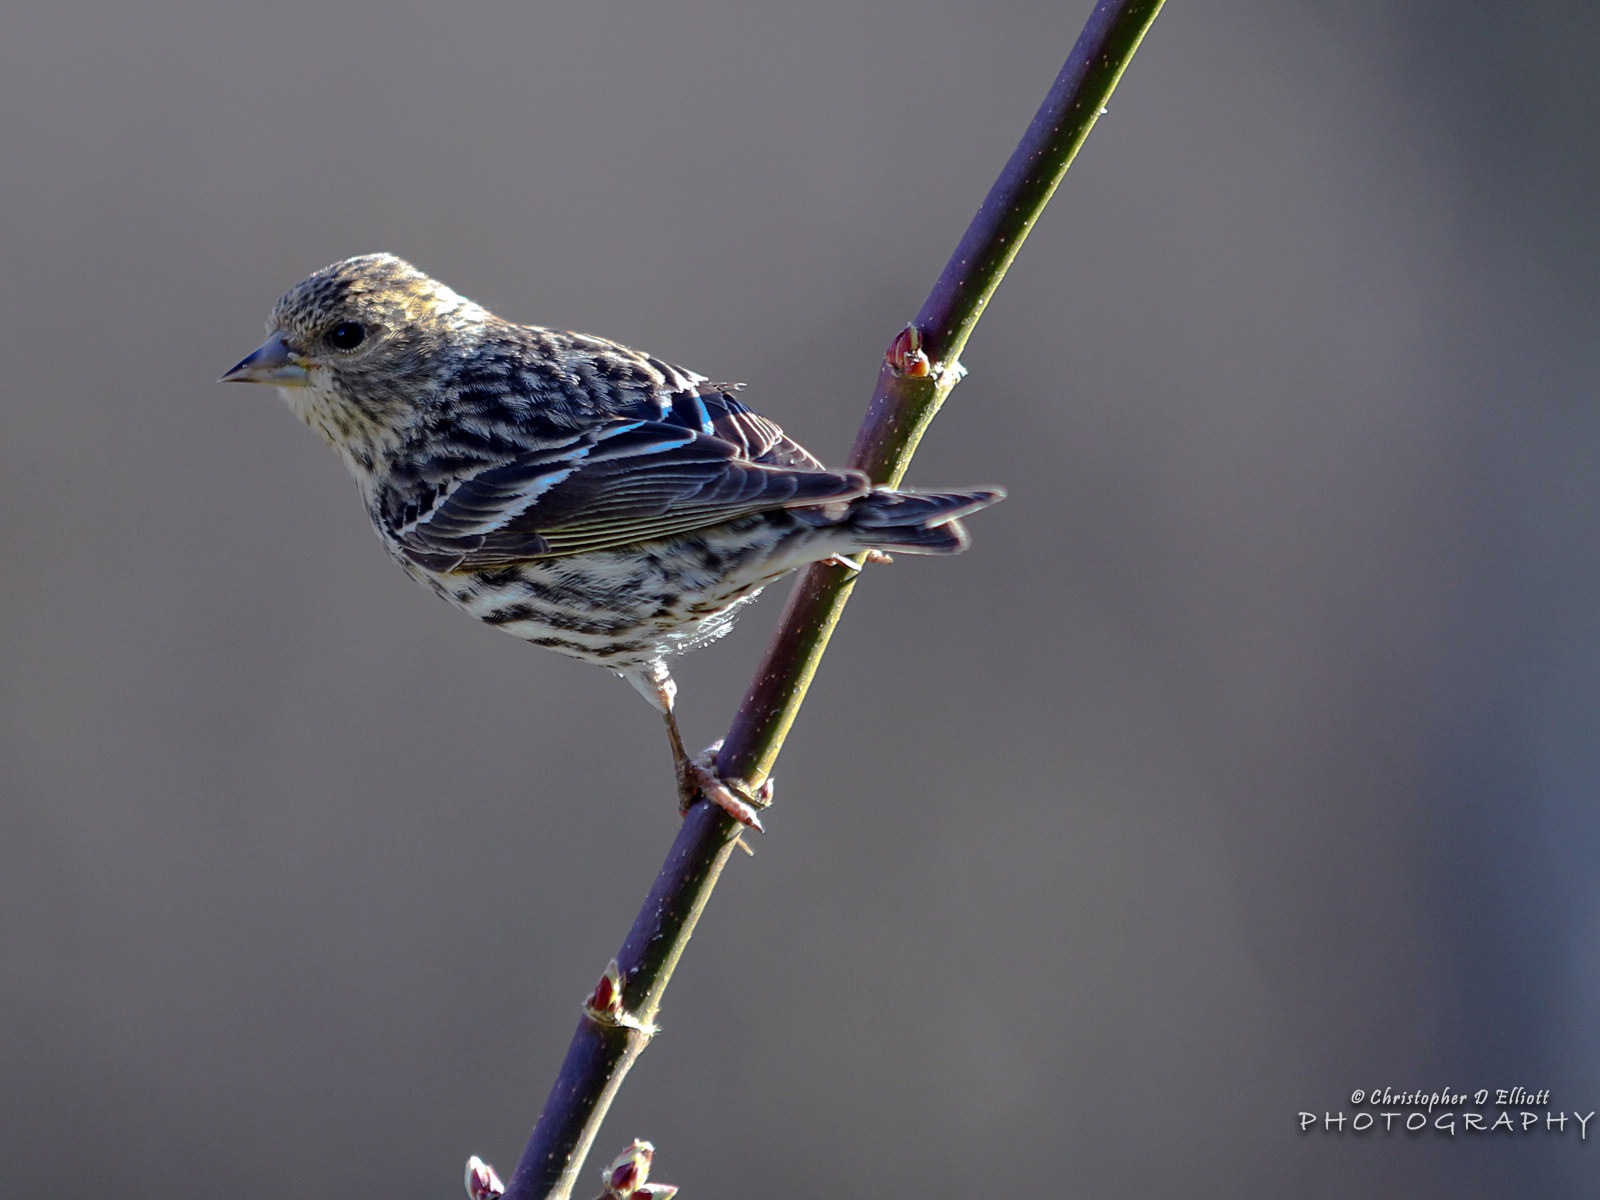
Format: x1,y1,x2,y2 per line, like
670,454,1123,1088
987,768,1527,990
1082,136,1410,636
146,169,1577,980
500,4,1165,1197
719,0,1164,786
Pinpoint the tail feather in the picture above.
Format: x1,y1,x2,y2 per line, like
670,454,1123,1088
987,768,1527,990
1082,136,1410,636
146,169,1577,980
837,486,1006,555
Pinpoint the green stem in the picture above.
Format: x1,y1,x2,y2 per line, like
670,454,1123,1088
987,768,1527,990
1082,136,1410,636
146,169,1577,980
501,4,1164,1196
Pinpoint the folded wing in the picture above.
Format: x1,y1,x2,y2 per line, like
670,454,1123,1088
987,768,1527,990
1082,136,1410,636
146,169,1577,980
391,418,867,572
655,382,828,472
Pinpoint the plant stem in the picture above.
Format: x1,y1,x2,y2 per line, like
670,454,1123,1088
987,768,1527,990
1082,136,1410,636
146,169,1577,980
501,4,1164,1196
503,804,738,1200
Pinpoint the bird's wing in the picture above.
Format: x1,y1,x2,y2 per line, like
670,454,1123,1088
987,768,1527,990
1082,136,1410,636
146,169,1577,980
654,382,829,471
390,418,867,571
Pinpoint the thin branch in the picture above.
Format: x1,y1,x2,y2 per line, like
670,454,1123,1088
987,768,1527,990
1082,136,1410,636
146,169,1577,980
720,0,1164,784
500,4,1165,1197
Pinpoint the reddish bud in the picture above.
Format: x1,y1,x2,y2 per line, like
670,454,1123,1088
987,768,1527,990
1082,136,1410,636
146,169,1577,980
465,1155,505,1200
585,960,626,1022
887,324,931,377
603,1139,655,1197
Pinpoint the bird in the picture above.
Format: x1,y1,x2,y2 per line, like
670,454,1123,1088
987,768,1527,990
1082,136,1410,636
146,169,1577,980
223,253,1003,828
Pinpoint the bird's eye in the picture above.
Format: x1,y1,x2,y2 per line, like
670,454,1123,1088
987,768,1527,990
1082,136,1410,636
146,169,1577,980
327,322,367,351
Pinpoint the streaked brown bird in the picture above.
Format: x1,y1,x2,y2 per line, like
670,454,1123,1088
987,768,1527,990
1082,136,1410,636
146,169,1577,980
224,254,1002,826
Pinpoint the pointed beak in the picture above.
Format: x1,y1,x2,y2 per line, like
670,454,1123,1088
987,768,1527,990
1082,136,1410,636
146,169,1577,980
220,331,311,387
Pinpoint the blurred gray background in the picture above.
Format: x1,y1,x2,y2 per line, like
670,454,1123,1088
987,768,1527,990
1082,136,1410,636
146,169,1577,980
3,1,1596,1196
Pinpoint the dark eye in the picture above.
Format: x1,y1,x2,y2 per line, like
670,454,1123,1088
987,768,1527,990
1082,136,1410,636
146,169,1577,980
327,322,367,351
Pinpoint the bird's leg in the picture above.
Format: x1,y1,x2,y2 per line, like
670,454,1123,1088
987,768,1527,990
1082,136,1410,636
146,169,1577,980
624,662,769,831
662,709,769,831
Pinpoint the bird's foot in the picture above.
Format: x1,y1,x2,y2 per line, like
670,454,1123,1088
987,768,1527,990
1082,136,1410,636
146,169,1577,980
678,740,773,832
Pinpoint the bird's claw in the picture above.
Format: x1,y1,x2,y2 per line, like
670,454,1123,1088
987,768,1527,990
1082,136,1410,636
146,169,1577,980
679,743,773,832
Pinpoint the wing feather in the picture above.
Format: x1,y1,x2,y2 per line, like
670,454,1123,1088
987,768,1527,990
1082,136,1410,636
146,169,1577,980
653,381,827,471
391,418,864,572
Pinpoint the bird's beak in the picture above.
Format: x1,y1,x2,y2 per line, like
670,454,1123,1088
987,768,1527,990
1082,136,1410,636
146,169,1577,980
220,331,311,387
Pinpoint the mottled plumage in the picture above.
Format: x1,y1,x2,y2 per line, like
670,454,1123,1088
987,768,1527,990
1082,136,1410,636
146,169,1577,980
223,253,1003,825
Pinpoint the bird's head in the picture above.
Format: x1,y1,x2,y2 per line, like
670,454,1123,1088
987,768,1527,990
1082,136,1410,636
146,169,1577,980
222,253,490,472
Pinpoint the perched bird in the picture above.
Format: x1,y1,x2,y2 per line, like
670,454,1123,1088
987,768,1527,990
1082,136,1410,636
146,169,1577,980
223,254,1002,826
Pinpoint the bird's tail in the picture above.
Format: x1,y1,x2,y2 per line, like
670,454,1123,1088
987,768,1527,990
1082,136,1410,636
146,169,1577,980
837,486,1006,555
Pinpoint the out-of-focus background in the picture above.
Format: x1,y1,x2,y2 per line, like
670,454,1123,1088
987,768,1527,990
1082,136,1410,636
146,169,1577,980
3,2,1595,1196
